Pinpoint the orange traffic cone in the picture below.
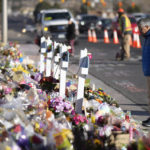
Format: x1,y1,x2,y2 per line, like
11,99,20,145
113,30,119,44
92,29,98,43
136,33,141,48
88,29,92,42
104,29,110,43
132,32,137,48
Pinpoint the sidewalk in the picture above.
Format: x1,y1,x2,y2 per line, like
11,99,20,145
68,64,150,122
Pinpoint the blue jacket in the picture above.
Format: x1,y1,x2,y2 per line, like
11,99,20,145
142,30,150,76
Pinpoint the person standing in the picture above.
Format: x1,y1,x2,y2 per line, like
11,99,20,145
116,8,132,61
66,18,76,56
138,18,150,127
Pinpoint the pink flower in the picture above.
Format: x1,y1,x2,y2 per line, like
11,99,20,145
72,114,88,126
4,88,12,94
75,121,79,125
76,115,81,120
80,117,84,123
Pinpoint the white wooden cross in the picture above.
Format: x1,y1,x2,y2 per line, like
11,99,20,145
45,37,53,77
75,48,89,114
53,42,61,80
40,36,47,74
59,44,69,98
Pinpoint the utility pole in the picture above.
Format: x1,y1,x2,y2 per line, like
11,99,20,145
2,0,8,45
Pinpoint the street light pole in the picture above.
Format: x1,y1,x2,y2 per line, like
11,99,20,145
2,0,8,45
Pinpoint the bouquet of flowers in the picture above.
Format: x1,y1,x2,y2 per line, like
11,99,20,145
72,114,88,128
48,97,73,117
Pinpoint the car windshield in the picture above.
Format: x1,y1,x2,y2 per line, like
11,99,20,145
44,12,70,21
82,16,98,21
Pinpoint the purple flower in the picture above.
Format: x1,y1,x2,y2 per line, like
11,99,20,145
71,110,75,115
55,106,64,112
97,116,104,124
48,97,74,115
34,73,42,82
63,101,72,112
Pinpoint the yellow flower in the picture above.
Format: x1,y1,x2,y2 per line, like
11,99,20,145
12,68,17,72
47,95,50,99
35,122,40,129
5,146,11,150
23,70,29,74
54,129,74,140
62,129,74,140
27,64,33,69
99,92,104,96
91,116,96,124
94,139,101,145
20,53,23,57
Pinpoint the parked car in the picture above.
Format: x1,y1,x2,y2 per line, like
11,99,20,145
77,14,100,33
112,16,138,36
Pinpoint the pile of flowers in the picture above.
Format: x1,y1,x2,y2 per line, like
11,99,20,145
84,87,119,107
0,43,149,150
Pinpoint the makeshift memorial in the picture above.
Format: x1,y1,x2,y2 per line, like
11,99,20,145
0,42,149,150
